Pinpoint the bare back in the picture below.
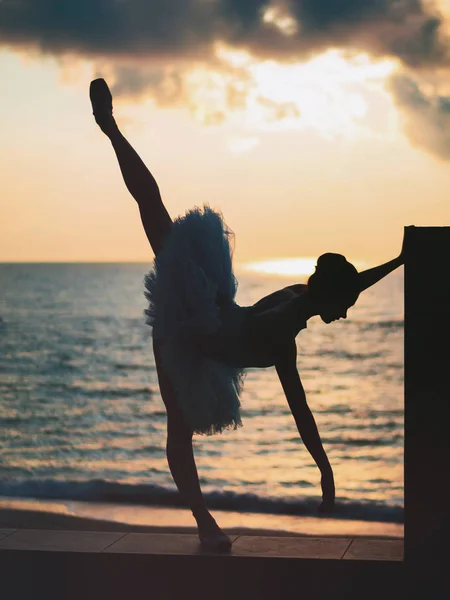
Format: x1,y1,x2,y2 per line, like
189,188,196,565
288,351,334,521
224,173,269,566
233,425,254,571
197,285,308,369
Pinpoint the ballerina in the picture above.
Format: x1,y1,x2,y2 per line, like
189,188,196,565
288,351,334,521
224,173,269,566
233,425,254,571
89,78,404,552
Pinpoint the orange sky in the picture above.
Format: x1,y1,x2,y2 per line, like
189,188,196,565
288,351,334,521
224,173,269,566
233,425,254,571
1,38,449,272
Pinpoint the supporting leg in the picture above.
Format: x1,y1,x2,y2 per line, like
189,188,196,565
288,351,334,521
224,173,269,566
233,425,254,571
153,339,232,552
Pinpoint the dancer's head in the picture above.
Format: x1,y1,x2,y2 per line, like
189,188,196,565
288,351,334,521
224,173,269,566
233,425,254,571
307,253,360,323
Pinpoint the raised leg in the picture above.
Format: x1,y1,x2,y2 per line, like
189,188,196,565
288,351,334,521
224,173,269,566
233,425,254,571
90,78,172,256
153,339,232,552
109,130,172,256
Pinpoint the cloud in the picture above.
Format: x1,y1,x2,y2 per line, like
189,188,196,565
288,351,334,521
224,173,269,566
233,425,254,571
388,73,450,159
1,1,450,156
0,0,216,59
288,0,447,68
256,95,300,121
105,65,186,105
1,1,448,67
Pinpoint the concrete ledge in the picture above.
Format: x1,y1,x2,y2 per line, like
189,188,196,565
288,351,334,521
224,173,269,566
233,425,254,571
0,528,17,541
0,530,404,600
0,528,127,553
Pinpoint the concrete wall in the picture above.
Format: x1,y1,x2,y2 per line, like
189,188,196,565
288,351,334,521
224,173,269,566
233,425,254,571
404,226,450,588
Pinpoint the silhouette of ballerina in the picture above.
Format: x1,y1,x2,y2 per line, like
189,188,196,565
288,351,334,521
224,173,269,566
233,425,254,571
90,78,405,552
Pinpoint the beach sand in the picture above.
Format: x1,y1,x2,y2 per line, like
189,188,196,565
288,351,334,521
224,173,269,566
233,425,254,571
0,497,403,539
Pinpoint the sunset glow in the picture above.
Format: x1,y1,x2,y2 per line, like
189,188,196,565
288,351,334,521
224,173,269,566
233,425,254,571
0,0,449,263
242,258,318,278
210,45,398,139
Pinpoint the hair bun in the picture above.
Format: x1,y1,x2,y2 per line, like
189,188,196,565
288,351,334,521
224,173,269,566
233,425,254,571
316,253,347,272
308,253,360,304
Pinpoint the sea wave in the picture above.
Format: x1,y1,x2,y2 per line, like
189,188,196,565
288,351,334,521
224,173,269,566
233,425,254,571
69,385,155,398
358,320,404,331
314,350,386,360
0,479,403,524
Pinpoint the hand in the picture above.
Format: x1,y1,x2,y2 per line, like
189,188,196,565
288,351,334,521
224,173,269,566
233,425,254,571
399,231,407,265
319,468,335,514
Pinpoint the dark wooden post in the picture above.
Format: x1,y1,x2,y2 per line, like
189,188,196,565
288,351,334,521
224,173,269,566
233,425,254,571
404,226,450,590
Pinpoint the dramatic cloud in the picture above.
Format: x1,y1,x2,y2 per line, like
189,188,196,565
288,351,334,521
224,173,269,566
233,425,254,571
290,0,447,66
388,73,450,160
1,1,450,156
1,1,448,67
0,0,217,59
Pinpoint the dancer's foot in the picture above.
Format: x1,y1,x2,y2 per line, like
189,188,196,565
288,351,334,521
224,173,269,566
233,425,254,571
197,515,232,553
89,78,118,137
199,528,232,553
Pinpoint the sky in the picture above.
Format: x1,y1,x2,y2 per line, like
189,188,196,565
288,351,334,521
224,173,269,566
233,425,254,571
1,1,450,275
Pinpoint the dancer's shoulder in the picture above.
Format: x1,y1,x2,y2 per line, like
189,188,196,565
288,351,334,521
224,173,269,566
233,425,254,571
283,283,307,295
249,283,306,316
250,288,294,314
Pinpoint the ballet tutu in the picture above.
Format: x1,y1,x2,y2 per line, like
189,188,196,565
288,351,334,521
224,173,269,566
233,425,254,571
144,205,245,435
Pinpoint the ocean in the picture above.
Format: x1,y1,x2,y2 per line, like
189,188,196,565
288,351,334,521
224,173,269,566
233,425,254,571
0,262,404,529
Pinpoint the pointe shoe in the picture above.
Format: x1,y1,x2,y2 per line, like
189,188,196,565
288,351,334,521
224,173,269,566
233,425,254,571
89,78,116,135
199,530,232,553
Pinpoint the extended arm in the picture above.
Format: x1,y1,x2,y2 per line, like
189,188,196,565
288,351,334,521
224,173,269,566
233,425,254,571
358,255,403,293
276,344,331,473
358,233,406,293
275,342,335,511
